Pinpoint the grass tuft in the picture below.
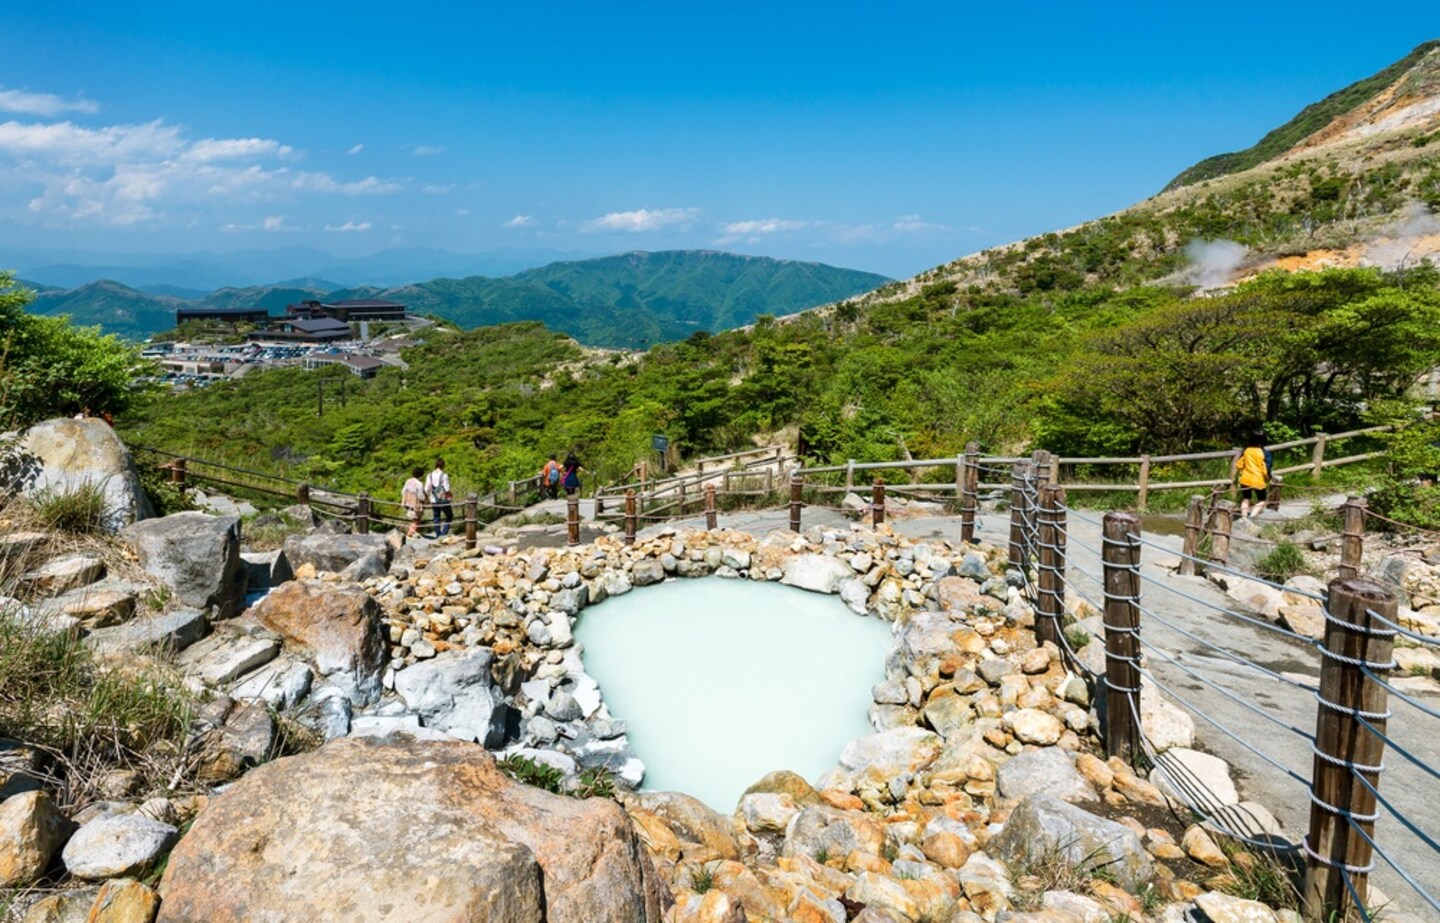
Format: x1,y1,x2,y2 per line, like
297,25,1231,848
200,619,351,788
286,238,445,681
26,480,110,534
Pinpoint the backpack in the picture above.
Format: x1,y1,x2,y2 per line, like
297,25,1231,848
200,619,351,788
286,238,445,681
1262,448,1274,478
546,463,561,484
428,470,450,503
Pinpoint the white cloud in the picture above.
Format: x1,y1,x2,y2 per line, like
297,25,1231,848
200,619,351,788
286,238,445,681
324,220,372,232
0,114,401,228
584,207,699,233
715,217,809,244
347,143,364,155
890,214,949,233
221,214,296,233
0,87,99,117
421,183,453,194
504,214,534,228
413,144,445,156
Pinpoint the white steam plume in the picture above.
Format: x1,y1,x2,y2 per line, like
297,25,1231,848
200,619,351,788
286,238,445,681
1183,239,1249,290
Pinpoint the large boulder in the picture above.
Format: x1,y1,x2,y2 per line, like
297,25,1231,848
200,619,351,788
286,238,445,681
995,747,1097,803
121,513,245,618
6,418,153,532
781,554,855,594
156,736,667,923
62,813,178,880
251,581,385,705
991,793,1153,890
281,532,391,576
393,647,506,746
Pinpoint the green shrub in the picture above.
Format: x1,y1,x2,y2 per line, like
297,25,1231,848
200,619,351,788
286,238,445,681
1255,542,1308,581
573,765,617,800
497,753,565,794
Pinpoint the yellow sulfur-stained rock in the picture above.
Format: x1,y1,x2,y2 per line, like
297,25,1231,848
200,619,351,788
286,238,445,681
86,879,159,923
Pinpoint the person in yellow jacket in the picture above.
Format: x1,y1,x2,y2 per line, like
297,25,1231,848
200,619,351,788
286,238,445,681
1233,432,1271,520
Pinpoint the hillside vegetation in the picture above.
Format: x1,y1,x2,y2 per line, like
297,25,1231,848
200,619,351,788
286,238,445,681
25,250,889,348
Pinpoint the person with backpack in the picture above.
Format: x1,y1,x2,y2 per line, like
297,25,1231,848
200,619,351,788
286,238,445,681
401,466,426,538
1233,431,1271,521
540,455,562,500
427,457,453,537
562,451,583,497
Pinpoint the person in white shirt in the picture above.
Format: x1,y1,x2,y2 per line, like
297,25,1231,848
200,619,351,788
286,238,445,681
401,467,426,538
427,457,453,537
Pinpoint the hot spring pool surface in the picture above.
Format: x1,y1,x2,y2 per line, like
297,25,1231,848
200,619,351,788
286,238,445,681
573,577,892,811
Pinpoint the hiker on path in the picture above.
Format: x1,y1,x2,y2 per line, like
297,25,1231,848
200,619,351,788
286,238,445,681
1233,432,1271,521
402,466,426,538
427,457,453,537
540,455,562,500
562,452,583,497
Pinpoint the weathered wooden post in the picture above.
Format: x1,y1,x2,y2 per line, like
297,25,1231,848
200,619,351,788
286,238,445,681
1035,484,1066,651
872,477,885,528
1339,496,1367,580
508,481,518,507
678,481,687,515
1102,511,1142,763
1303,578,1396,922
171,457,187,488
1311,433,1328,480
1008,460,1033,571
464,494,478,549
297,482,310,505
1179,494,1204,577
1267,473,1284,511
566,496,580,547
356,492,371,535
1208,499,1235,567
960,442,979,544
624,489,637,546
765,467,774,495
789,474,803,533
845,459,855,491
1137,454,1152,513
705,484,717,531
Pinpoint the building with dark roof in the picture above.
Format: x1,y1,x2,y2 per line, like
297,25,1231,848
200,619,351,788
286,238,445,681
247,317,353,343
286,299,408,322
303,352,387,379
176,307,271,326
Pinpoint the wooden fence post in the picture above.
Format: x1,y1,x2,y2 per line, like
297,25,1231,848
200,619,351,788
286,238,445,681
624,489,637,546
1303,578,1396,921
356,492,371,535
1179,494,1204,577
872,477,885,528
960,442,979,544
1311,433,1329,480
1267,473,1284,511
464,494,478,549
789,475,803,533
765,467,774,495
705,484,717,531
1008,460,1033,571
566,496,580,548
171,457,187,488
1208,499,1235,567
297,482,310,505
845,460,855,491
1102,511,1142,763
1035,484,1066,651
1339,496,1367,580
678,481,687,515
1137,454,1152,512
508,481,518,507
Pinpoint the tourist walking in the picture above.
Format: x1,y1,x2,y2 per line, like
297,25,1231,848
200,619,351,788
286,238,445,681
401,467,426,538
1232,431,1271,520
562,451,583,497
540,455,562,500
427,457,453,537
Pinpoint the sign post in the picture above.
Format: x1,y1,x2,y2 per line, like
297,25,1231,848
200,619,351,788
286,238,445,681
652,434,669,474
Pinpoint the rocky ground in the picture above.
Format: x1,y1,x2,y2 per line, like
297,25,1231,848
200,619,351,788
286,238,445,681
0,419,1430,922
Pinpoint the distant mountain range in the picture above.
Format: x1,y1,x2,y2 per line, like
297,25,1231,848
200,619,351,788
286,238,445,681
18,251,890,348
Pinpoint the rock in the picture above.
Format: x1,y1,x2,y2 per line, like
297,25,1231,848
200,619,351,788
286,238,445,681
0,790,72,887
87,878,160,923
1139,682,1195,751
631,559,665,586
781,554,854,593
1151,747,1240,814
782,805,885,861
742,769,820,806
339,552,389,583
1224,576,1285,619
21,890,97,923
21,553,105,597
0,739,42,800
11,418,153,531
992,793,1153,890
1278,604,1325,640
937,576,998,614
920,830,971,869
626,791,740,860
837,727,942,786
1194,891,1279,923
158,736,666,922
251,581,385,704
921,686,974,738
62,813,177,880
87,609,210,655
177,632,279,686
393,647,506,747
996,748,1097,803
1181,824,1229,869
281,532,391,576
229,657,313,710
956,852,1013,917
1004,708,1064,745
674,891,745,923
1042,890,1110,922
739,792,800,834
957,552,989,580
196,702,277,784
122,513,246,617
1203,801,1286,843
54,585,136,628
846,873,918,919
0,531,48,564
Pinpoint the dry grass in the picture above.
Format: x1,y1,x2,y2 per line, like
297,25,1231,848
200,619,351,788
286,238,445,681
1007,839,1125,912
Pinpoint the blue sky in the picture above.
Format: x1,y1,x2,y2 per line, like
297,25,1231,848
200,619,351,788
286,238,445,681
0,3,1435,279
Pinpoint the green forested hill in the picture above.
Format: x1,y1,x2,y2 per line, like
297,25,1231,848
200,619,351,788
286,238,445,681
19,250,889,347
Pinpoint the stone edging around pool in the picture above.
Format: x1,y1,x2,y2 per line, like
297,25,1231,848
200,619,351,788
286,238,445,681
365,522,1059,803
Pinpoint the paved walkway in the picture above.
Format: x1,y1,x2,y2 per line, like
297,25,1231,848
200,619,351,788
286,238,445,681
643,504,1439,915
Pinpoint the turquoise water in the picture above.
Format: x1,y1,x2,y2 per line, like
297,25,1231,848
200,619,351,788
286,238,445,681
574,577,892,811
